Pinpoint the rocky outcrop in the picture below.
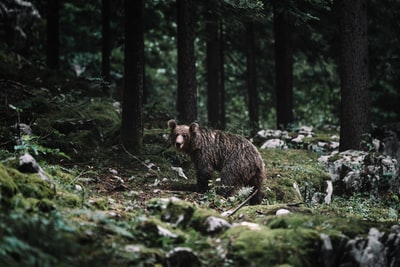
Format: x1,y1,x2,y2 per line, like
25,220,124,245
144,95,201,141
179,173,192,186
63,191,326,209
318,150,399,197
341,225,400,267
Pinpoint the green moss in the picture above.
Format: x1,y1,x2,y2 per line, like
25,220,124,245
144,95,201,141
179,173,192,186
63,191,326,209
88,197,109,210
161,199,195,226
56,191,81,208
261,149,330,204
230,204,312,222
0,164,18,207
0,163,55,209
115,245,164,266
10,194,39,210
190,206,226,233
137,217,186,246
37,198,56,212
15,173,55,199
224,225,322,267
47,165,76,184
266,213,382,238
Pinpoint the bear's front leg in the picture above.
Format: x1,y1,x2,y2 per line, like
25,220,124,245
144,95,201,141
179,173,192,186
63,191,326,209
196,168,213,193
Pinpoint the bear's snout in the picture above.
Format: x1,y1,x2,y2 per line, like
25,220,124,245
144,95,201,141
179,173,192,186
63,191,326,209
175,142,183,149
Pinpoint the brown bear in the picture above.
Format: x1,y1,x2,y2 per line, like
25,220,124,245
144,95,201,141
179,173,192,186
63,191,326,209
168,119,265,204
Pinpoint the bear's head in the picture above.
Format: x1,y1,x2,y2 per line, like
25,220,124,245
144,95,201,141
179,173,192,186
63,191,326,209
168,119,199,153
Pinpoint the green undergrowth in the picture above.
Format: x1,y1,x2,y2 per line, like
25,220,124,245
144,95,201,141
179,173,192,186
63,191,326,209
261,149,331,204
0,146,399,266
1,124,399,266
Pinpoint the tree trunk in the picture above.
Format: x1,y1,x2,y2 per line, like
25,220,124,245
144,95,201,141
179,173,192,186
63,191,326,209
246,22,259,133
274,8,294,129
206,12,222,128
337,0,370,151
121,0,144,154
46,0,59,70
101,0,111,82
219,20,226,130
176,0,197,124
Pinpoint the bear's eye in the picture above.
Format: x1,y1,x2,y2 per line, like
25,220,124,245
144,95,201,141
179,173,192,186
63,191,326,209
182,134,188,139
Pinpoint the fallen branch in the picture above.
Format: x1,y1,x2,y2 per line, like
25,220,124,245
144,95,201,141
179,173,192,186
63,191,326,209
121,144,148,168
221,189,259,217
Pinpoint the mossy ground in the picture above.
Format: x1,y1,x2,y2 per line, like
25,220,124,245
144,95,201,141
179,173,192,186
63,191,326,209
1,53,399,266
1,136,398,266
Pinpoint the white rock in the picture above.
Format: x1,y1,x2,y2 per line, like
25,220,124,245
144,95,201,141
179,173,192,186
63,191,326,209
276,209,291,216
157,225,178,239
205,216,232,233
171,166,188,180
292,134,305,143
324,180,333,205
261,139,286,149
75,184,83,191
238,222,261,230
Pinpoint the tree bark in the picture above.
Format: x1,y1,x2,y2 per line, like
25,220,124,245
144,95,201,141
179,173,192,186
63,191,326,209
219,20,226,130
46,0,60,70
121,0,144,154
101,0,111,82
274,8,294,129
176,0,197,124
206,11,222,128
246,22,259,133
337,0,370,151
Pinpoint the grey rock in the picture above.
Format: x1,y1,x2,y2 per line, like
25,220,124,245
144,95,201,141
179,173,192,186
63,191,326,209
342,226,400,267
261,139,286,149
18,153,55,187
319,150,400,197
18,153,40,173
204,216,232,234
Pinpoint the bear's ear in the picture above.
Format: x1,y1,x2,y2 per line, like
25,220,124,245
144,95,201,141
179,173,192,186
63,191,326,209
189,122,199,134
168,119,177,129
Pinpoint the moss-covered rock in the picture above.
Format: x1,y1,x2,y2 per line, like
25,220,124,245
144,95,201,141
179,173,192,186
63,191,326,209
229,204,312,223
261,149,331,205
191,208,231,234
160,198,195,227
137,217,186,246
16,173,55,199
56,191,81,208
36,198,56,212
224,224,323,267
0,164,18,206
119,245,164,266
0,163,56,209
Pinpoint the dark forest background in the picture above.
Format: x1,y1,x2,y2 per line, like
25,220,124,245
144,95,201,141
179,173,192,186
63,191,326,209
2,2,400,266
1,0,400,152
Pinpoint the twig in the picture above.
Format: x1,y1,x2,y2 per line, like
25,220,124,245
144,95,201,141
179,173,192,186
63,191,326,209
121,144,148,168
221,189,259,217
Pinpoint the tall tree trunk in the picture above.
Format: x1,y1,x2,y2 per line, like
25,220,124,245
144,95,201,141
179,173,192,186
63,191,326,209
337,0,370,151
46,0,59,70
219,20,226,130
274,8,294,129
246,22,259,133
206,12,222,128
101,0,111,82
176,0,197,123
121,0,144,154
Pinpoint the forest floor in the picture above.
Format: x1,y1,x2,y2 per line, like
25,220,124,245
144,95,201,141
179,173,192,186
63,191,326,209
1,51,399,266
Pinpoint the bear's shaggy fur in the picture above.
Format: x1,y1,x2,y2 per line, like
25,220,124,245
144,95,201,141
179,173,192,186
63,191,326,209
168,119,265,204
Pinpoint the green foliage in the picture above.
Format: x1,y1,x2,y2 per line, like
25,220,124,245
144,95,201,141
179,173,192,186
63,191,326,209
14,135,71,160
261,149,330,205
293,53,340,126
